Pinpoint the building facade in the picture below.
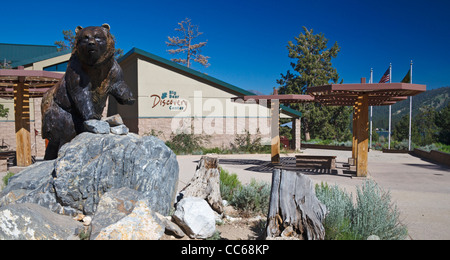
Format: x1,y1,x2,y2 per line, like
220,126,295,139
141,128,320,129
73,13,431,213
1,45,301,158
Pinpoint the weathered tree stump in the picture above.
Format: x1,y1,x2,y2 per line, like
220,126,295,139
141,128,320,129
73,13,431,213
178,155,223,214
266,169,327,240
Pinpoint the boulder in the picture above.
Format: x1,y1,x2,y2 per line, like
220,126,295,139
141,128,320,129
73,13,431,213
110,125,129,135
173,197,216,239
0,132,179,217
94,200,165,240
103,114,124,126
0,160,60,213
84,119,110,134
53,132,179,216
0,203,84,240
90,187,143,239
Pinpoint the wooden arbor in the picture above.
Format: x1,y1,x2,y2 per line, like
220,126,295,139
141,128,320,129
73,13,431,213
0,67,62,166
232,92,314,165
307,78,426,177
233,78,426,177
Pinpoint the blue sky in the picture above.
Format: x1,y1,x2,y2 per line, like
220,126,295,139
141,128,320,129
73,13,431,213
1,0,449,93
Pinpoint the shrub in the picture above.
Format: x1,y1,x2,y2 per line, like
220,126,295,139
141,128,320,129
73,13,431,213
2,172,14,188
230,179,271,215
165,131,209,155
231,129,269,154
315,182,355,240
352,180,407,240
219,168,242,201
315,180,408,240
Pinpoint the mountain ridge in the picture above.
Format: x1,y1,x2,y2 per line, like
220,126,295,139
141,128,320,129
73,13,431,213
371,86,450,130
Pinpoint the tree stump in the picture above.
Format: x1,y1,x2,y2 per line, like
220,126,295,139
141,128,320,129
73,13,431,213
178,155,223,214
266,169,327,240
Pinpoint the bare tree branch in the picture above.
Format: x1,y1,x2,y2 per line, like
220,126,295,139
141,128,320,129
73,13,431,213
166,18,210,68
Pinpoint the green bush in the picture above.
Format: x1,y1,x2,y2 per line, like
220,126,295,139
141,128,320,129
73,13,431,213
165,131,208,155
315,182,355,240
231,129,270,154
219,168,242,201
352,180,407,240
315,180,407,240
2,172,14,188
230,179,271,215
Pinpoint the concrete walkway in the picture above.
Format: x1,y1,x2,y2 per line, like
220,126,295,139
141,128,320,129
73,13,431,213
177,148,450,240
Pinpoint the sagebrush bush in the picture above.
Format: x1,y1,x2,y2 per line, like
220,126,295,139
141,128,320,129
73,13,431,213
315,182,355,240
230,179,271,215
352,180,407,240
315,180,408,240
219,168,242,201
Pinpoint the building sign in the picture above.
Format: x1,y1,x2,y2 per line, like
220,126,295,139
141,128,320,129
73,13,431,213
150,90,188,112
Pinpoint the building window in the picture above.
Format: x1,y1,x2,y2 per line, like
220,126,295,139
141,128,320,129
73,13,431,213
44,61,68,72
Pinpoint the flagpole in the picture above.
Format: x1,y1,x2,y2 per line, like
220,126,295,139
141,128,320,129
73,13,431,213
408,60,413,151
388,63,392,149
369,68,373,150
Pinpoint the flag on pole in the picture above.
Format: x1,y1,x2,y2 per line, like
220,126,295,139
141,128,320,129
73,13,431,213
401,69,411,83
379,67,390,83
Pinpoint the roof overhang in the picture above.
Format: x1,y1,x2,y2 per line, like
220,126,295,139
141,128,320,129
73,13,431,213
0,68,63,98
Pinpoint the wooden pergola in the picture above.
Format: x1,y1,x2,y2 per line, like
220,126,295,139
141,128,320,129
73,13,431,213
0,67,62,166
233,78,426,177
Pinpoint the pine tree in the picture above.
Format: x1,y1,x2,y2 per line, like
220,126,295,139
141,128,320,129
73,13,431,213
278,27,351,141
166,18,210,68
436,103,450,145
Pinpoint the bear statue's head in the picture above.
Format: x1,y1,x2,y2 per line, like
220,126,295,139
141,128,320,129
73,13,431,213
74,24,115,67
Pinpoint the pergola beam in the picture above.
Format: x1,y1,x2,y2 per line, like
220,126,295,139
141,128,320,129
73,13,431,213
0,67,63,167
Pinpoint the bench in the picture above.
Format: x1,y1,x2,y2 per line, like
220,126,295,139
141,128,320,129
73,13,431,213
0,151,16,172
295,155,336,169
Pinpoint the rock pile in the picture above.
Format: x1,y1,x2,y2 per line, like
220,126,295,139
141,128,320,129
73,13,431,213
0,115,180,240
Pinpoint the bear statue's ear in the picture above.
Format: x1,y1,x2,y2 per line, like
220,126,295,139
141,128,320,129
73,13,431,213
102,23,111,31
75,26,83,34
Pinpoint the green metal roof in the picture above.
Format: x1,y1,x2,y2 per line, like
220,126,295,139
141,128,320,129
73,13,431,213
119,47,302,118
0,43,58,66
11,49,71,68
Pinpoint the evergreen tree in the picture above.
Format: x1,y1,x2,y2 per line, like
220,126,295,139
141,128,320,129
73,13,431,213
393,115,410,141
413,106,439,146
436,103,450,145
278,27,351,141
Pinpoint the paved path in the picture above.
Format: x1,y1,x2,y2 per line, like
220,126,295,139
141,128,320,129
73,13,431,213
177,149,450,240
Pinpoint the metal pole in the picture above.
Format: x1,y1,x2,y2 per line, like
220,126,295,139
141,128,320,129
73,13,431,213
408,60,413,151
388,63,392,149
369,68,373,149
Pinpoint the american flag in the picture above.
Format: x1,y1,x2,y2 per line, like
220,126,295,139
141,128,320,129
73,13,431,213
379,67,390,83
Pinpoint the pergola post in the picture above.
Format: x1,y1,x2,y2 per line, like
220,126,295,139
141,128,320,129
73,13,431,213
351,100,358,166
356,94,369,177
292,117,301,151
14,73,32,166
271,99,280,165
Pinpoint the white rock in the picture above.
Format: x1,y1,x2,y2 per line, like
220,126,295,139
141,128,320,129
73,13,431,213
110,125,129,135
173,197,216,239
95,201,165,240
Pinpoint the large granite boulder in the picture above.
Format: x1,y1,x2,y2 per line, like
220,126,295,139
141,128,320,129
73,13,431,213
0,132,179,217
0,203,84,240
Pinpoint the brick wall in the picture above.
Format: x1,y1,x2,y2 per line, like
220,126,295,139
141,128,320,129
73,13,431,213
138,117,272,149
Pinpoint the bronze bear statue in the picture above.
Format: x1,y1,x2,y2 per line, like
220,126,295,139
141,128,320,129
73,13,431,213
41,24,135,160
